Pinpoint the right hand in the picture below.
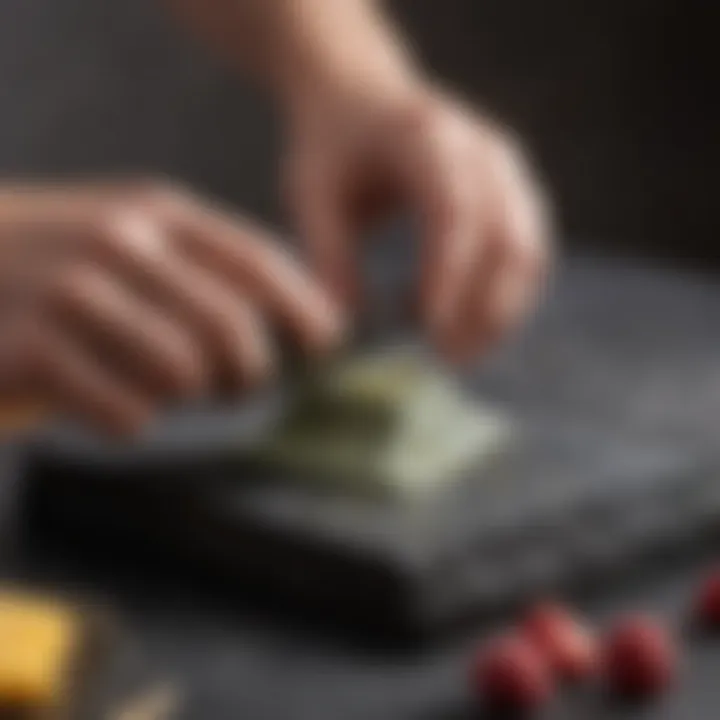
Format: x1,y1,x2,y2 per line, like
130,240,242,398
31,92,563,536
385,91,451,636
0,180,344,436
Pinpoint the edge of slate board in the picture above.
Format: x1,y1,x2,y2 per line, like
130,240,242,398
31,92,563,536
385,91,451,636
17,440,720,645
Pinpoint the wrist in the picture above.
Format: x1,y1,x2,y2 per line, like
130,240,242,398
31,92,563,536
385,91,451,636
271,0,423,120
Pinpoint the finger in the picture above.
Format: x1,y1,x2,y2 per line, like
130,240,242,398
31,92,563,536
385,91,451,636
143,261,274,392
93,213,274,391
415,166,481,346
286,161,361,312
400,115,482,344
457,179,548,362
47,264,207,400
19,320,153,437
461,242,532,363
442,230,499,363
172,201,346,357
449,133,551,363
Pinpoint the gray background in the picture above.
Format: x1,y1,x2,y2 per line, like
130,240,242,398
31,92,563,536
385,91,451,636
1,0,716,259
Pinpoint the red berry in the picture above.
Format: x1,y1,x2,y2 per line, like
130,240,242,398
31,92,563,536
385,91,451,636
694,570,720,627
601,615,676,698
471,634,553,712
522,603,598,681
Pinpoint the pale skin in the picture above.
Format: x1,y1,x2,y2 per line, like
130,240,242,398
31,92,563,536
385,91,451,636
0,182,344,435
0,0,551,436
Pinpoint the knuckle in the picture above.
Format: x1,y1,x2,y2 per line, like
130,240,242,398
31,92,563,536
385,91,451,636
95,177,188,231
93,204,168,261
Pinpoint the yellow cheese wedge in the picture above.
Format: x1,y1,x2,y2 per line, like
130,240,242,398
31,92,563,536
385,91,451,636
0,589,81,709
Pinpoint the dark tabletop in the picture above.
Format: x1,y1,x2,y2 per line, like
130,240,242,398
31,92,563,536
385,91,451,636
4,255,720,720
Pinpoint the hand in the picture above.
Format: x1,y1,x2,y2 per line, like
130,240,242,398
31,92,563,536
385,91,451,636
283,80,552,363
0,181,343,435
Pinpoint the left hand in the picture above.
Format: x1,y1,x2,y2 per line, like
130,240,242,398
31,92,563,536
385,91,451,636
283,78,552,364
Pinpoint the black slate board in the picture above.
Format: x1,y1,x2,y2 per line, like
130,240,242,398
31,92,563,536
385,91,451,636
12,256,720,719
19,397,720,640
17,255,720,641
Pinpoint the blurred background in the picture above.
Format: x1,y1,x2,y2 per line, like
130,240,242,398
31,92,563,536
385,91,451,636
1,0,716,263
1,2,719,717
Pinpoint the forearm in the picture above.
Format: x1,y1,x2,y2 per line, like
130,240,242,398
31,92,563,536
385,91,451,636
163,0,419,105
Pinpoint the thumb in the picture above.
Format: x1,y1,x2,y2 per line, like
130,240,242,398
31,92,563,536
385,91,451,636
410,162,479,345
288,168,360,311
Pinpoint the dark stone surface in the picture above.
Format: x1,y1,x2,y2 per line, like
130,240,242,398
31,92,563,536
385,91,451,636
5,256,720,718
